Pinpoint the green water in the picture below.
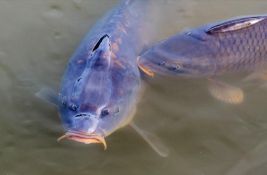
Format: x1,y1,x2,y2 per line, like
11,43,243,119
1,0,267,175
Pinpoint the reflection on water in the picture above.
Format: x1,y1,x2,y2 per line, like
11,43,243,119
1,0,267,175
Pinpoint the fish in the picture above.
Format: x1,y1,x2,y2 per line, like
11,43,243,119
138,15,267,104
36,0,169,157
138,15,267,77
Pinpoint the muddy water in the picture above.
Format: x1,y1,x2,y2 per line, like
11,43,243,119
1,0,267,175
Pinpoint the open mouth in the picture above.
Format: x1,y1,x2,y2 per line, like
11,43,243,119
57,131,107,150
137,56,155,77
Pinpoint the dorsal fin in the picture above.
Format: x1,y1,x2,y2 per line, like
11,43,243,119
88,35,111,71
92,34,110,51
206,16,267,34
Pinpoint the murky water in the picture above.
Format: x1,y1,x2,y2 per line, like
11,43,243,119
1,0,267,175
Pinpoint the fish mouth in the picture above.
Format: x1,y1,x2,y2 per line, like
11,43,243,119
137,56,155,77
57,131,107,150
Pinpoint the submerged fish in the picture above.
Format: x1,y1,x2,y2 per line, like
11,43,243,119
138,15,267,77
138,15,267,104
37,0,168,157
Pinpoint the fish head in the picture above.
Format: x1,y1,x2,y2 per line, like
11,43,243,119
138,29,216,77
58,34,139,148
58,100,126,146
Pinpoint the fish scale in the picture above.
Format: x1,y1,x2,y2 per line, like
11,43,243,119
58,0,150,146
136,15,267,106
138,15,267,78
210,16,267,75
214,27,262,73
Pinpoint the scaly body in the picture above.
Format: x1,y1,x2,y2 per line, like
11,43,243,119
138,15,267,77
58,0,150,147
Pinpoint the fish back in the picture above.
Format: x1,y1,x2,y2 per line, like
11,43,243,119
204,15,267,74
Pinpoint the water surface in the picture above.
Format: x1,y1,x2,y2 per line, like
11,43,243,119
1,0,267,175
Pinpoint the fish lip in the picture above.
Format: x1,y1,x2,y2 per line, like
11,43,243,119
57,131,107,150
137,56,155,77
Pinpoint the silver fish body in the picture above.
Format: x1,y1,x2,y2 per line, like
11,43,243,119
139,15,267,77
58,0,150,145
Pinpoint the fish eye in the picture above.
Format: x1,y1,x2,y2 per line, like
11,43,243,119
175,64,182,70
169,64,182,71
100,107,120,118
101,109,110,117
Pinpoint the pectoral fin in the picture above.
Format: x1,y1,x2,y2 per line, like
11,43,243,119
35,87,60,106
208,79,244,104
130,122,169,157
243,70,267,82
242,70,267,89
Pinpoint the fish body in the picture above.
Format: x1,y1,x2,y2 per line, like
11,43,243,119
58,0,149,145
138,15,267,77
